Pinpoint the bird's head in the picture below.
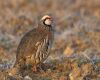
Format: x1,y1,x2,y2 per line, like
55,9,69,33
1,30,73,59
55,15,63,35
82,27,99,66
41,15,53,26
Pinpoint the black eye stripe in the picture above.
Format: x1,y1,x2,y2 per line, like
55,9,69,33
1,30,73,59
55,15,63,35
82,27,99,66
46,17,51,19
44,18,50,21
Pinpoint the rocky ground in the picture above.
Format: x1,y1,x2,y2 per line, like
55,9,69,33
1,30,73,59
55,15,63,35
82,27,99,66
0,0,100,80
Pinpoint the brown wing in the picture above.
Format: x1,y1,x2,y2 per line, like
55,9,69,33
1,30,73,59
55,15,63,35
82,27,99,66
16,28,48,60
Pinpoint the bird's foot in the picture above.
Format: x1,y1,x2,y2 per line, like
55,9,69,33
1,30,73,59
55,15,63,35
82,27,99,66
37,65,45,73
32,65,38,72
31,65,45,73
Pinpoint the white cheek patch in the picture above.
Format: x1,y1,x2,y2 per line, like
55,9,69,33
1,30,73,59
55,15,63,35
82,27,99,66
45,19,52,25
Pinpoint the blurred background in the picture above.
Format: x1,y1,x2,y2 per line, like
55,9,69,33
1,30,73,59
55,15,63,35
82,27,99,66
0,0,100,79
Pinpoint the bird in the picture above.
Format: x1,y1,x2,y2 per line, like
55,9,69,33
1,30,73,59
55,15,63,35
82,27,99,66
13,15,54,73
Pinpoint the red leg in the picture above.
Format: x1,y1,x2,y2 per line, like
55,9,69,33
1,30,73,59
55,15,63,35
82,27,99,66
32,65,37,72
